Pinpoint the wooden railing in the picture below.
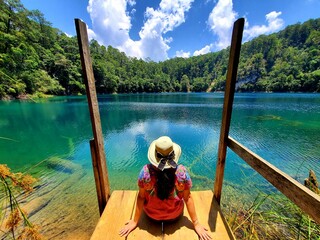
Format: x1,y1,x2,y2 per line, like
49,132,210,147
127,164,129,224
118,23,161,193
228,137,320,223
213,18,320,225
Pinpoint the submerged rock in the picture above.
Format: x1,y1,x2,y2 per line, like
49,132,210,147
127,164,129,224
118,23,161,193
46,157,81,174
254,115,282,121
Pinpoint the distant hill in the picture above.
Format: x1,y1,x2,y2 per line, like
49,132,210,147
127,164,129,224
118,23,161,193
0,0,319,99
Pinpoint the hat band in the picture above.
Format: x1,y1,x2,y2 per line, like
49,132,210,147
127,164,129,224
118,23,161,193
156,150,177,171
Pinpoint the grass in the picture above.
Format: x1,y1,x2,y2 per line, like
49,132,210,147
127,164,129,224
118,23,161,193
221,183,320,240
0,164,43,240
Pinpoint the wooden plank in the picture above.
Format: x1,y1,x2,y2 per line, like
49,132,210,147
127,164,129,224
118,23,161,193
191,191,234,240
75,18,110,212
214,18,245,203
164,191,234,240
228,136,320,224
164,203,196,239
127,212,163,240
91,191,234,239
127,203,163,239
90,191,137,240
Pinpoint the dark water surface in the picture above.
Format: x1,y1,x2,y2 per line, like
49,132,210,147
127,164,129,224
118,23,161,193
1,93,319,238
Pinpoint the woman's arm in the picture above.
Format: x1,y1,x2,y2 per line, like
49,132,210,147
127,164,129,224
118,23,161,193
184,190,212,240
119,187,145,237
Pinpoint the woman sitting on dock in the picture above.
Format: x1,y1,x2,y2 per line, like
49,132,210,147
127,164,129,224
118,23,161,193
119,136,211,240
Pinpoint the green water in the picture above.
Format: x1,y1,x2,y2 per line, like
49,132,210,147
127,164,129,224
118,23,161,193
1,93,319,238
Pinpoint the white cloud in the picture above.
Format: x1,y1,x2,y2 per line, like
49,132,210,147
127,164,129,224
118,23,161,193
86,0,285,61
87,0,194,61
138,0,194,61
175,50,190,58
207,0,237,51
131,8,136,15
205,0,284,53
64,32,73,38
127,0,136,7
87,0,132,47
193,44,212,56
87,27,97,41
244,11,284,41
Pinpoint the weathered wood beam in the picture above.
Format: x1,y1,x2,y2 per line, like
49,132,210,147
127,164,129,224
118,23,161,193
75,19,110,214
213,18,245,204
90,139,105,214
228,136,320,224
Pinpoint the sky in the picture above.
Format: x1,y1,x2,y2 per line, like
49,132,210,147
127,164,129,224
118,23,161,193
21,0,320,62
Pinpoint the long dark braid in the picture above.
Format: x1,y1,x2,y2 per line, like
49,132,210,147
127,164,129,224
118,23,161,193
155,167,176,200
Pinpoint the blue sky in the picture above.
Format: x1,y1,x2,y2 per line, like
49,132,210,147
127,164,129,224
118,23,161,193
21,0,320,61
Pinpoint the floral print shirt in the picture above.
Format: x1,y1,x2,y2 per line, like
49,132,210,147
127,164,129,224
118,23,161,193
137,164,192,220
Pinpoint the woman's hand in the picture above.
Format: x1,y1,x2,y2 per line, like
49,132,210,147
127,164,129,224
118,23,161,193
194,223,212,240
119,219,138,237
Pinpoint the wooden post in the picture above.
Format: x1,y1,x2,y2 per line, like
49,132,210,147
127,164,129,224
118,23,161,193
213,18,244,204
90,139,105,214
75,19,110,214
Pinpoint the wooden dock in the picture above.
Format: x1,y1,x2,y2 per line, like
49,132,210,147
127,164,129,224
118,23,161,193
90,190,234,240
75,16,320,240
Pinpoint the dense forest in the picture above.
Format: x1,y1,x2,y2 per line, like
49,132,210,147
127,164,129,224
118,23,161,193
0,0,319,99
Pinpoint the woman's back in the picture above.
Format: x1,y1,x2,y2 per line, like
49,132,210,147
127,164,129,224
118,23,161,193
138,164,192,221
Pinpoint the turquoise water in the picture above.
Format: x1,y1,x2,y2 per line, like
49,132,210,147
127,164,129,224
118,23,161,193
1,93,320,237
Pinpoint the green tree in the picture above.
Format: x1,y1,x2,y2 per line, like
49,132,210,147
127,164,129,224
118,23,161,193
181,74,190,92
192,77,208,92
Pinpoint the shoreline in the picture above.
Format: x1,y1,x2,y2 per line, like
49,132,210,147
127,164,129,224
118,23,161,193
1,91,320,101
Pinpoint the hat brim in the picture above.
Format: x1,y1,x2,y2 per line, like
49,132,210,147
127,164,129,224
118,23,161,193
148,140,181,169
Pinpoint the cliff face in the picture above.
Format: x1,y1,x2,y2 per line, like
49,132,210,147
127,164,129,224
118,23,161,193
236,75,260,90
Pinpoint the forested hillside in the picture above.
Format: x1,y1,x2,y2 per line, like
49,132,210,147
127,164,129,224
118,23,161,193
1,0,319,99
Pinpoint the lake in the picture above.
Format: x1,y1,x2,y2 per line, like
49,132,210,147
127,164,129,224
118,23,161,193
0,93,319,239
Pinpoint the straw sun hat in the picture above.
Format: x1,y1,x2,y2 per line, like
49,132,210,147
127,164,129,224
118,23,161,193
148,136,181,171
